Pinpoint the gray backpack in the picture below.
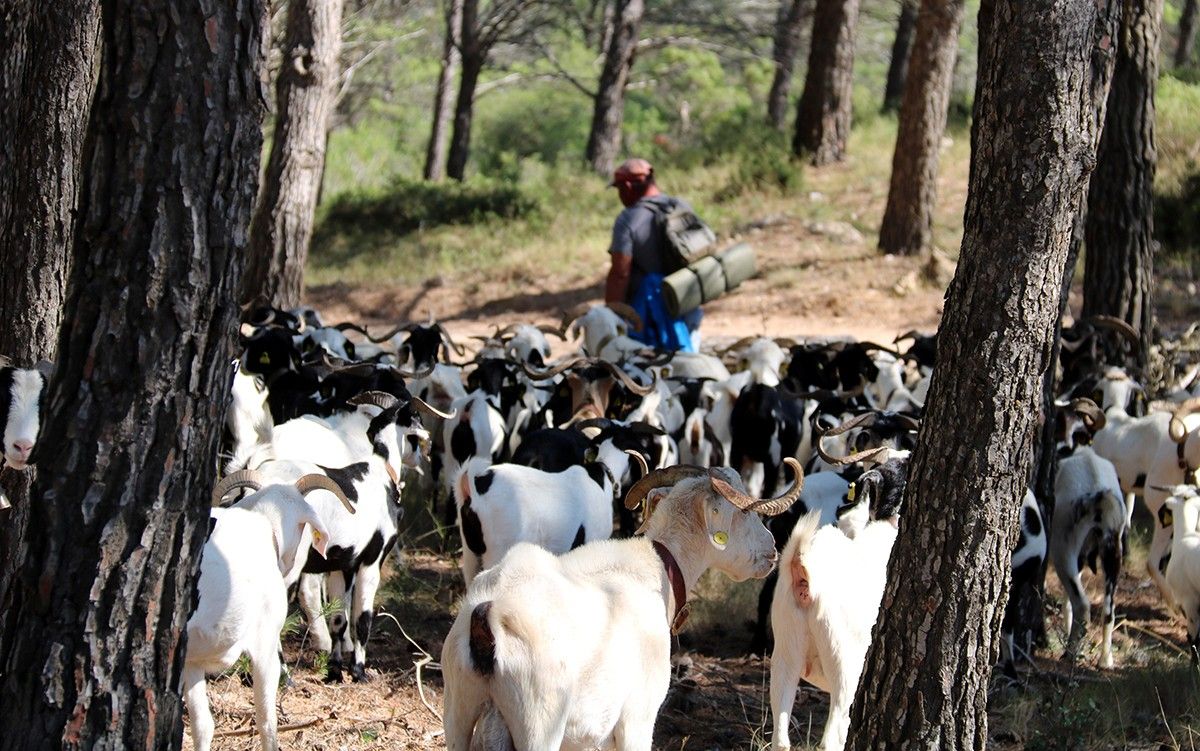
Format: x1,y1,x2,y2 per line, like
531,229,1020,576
644,197,717,273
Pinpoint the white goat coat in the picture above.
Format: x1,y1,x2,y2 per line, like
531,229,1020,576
1165,492,1200,641
770,513,897,751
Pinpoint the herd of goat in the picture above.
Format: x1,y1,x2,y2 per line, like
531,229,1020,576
4,303,1200,750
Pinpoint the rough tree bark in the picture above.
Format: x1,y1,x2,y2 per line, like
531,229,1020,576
767,0,813,130
1082,0,1161,369
1177,0,1198,67
447,0,484,181
843,0,1112,745
424,0,464,181
882,0,919,112
243,0,344,309
0,0,101,669
585,0,645,176
0,0,267,746
792,0,861,165
877,0,966,256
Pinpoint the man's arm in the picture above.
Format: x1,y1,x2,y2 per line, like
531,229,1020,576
605,253,632,304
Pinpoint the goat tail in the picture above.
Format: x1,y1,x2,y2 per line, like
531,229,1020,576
789,510,824,561
1096,489,1127,539
469,602,497,675
781,511,823,609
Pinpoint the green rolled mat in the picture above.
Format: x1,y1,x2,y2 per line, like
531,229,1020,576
663,242,756,317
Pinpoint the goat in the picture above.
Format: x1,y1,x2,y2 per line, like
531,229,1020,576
1052,403,1126,668
441,459,804,750
564,302,646,361
1000,489,1048,677
185,473,350,751
1163,485,1200,656
452,436,645,585
770,508,898,751
0,361,47,511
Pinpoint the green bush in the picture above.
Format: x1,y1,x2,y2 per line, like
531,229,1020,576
1156,169,1200,252
317,177,540,237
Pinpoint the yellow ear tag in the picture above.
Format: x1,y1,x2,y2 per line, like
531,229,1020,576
1162,508,1174,528
713,531,728,546
312,530,322,542
258,352,271,365
847,483,856,502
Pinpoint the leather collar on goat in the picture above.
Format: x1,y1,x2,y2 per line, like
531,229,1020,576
652,540,689,634
384,461,401,489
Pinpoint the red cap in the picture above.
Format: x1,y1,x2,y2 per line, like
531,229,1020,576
611,158,654,186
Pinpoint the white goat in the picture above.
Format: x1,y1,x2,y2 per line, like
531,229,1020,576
568,303,646,361
452,438,641,585
184,474,349,751
441,459,802,751
1052,444,1126,668
0,361,46,511
770,509,897,751
1163,485,1200,651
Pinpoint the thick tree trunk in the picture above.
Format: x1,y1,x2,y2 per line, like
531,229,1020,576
243,0,344,309
0,0,267,746
877,0,965,256
1177,0,1198,67
424,0,463,181
0,0,100,673
844,0,1112,744
792,0,861,165
1082,0,1161,369
585,0,645,176
882,0,919,112
767,0,812,130
446,0,482,182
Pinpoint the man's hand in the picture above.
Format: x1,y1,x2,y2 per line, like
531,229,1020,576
605,253,633,304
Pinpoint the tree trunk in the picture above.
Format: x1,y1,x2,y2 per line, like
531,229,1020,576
424,0,463,181
882,0,919,112
792,0,861,165
877,0,966,256
1082,0,1161,369
0,0,267,745
0,0,101,673
767,0,812,130
243,0,344,309
585,0,645,176
1177,0,1197,67
447,0,482,182
845,0,1113,744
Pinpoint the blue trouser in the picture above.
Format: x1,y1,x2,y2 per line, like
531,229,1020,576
629,274,699,352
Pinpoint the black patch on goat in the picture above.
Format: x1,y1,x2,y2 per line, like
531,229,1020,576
1022,503,1043,537
469,602,497,675
451,420,477,465
0,368,16,443
358,530,386,567
584,462,608,490
460,495,487,556
510,427,591,472
571,524,586,550
206,516,218,541
355,611,375,657
474,470,495,495
317,462,369,503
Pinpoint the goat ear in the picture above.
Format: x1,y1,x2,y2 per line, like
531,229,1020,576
304,519,331,559
634,487,672,535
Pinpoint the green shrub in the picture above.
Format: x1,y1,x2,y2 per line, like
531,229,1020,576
317,177,541,238
1156,169,1200,252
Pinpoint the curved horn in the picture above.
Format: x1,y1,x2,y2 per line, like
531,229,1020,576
708,457,805,516
606,302,644,332
815,429,891,467
562,303,593,330
894,330,921,344
573,417,614,432
821,411,881,438
523,355,584,380
892,413,922,433
364,322,419,343
1169,397,1200,443
347,390,400,410
392,363,436,380
600,360,655,396
333,322,370,335
435,323,467,355
623,466,708,510
717,336,759,356
211,469,265,506
491,323,523,340
412,394,457,421
625,449,649,478
638,349,675,367
773,337,799,350
295,474,356,514
537,323,567,340
1067,397,1107,432
858,341,901,356
1081,315,1140,350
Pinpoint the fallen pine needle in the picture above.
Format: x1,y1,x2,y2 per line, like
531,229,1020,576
214,717,322,738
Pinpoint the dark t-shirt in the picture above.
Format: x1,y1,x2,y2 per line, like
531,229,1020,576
609,194,691,302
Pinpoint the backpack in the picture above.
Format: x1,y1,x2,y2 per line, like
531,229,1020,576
643,197,716,273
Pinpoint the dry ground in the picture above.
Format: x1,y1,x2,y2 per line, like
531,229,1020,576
194,178,1200,749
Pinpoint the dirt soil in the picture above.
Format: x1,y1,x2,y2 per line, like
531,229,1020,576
189,217,1200,750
